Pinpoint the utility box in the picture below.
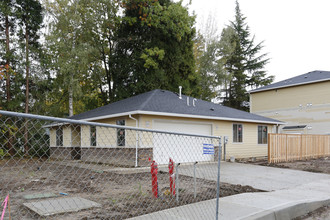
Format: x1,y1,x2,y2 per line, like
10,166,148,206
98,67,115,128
224,136,229,144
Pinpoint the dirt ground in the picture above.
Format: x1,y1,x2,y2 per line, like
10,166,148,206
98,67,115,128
293,205,330,220
0,159,264,219
243,157,330,220
245,156,330,174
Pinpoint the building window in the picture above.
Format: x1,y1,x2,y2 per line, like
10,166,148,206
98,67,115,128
233,124,243,143
90,126,97,146
56,127,63,146
258,125,268,144
116,120,125,146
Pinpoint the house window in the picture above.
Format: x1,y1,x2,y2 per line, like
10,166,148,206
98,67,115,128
56,127,63,146
116,120,125,146
90,126,96,146
233,124,243,143
258,125,268,144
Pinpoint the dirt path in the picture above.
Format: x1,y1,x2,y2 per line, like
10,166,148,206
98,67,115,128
243,157,330,174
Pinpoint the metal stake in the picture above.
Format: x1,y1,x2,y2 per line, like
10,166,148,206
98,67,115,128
216,137,222,220
176,163,180,202
194,161,198,199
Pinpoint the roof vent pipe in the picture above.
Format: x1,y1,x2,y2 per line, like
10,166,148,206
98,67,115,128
187,97,189,106
179,86,182,99
193,98,197,107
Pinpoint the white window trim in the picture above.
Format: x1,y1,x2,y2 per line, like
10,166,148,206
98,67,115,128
232,123,243,144
257,125,268,145
116,119,126,146
90,126,97,147
56,127,63,147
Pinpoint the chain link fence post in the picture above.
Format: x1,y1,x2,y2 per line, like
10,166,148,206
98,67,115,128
216,136,222,220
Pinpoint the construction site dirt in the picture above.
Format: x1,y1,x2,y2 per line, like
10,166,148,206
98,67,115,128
1,159,264,219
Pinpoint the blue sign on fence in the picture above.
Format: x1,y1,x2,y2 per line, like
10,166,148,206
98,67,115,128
203,143,214,155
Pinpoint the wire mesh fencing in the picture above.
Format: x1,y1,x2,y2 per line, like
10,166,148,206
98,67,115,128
0,110,222,219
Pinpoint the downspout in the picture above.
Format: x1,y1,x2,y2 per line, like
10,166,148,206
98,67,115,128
129,114,139,167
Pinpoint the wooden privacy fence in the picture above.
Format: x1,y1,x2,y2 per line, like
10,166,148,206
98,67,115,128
268,133,330,163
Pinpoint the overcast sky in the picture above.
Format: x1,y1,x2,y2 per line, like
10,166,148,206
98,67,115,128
182,0,330,82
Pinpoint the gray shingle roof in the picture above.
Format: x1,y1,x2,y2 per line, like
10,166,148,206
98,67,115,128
249,70,330,93
70,89,282,124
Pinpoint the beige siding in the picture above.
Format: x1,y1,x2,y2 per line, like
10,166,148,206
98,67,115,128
50,125,72,148
139,115,271,159
50,129,56,147
71,126,80,147
215,121,269,159
133,115,153,148
49,114,273,158
96,126,116,147
96,116,139,148
63,126,71,147
81,125,90,147
250,81,330,135
251,81,330,112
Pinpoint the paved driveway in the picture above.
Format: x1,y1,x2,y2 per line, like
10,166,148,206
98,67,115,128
133,162,330,220
161,161,330,191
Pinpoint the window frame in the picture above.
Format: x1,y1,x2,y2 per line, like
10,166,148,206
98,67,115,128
116,120,125,146
233,123,243,143
90,126,97,147
258,125,268,144
56,127,63,147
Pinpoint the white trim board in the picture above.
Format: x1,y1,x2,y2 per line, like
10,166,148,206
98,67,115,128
81,110,284,125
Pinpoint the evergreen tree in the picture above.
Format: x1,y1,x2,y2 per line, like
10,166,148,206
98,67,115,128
0,0,17,112
16,0,43,114
114,0,200,99
16,0,43,154
221,1,273,111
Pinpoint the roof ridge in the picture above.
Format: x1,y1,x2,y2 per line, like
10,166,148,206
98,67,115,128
138,89,159,110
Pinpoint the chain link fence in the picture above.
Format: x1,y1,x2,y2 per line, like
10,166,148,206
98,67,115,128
0,110,222,219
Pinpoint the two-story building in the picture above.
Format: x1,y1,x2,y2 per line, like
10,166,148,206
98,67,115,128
249,70,330,134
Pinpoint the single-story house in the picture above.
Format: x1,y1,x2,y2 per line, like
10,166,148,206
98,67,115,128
49,89,284,166
249,70,330,135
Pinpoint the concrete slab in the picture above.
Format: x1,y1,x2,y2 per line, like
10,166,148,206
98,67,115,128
130,199,264,220
135,163,330,220
23,192,58,200
219,162,330,191
161,162,330,191
23,197,101,216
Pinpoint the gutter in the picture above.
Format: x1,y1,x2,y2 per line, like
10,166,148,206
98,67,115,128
80,110,285,125
129,114,139,167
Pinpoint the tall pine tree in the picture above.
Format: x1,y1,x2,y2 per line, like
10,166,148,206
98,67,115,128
16,0,43,154
221,1,273,111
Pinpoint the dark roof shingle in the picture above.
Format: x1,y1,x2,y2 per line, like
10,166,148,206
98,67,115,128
70,89,282,124
249,70,330,93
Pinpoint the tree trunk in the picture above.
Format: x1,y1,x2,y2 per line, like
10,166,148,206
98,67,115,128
25,26,30,114
69,74,74,117
5,15,11,104
24,24,29,155
5,14,15,156
69,87,73,117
